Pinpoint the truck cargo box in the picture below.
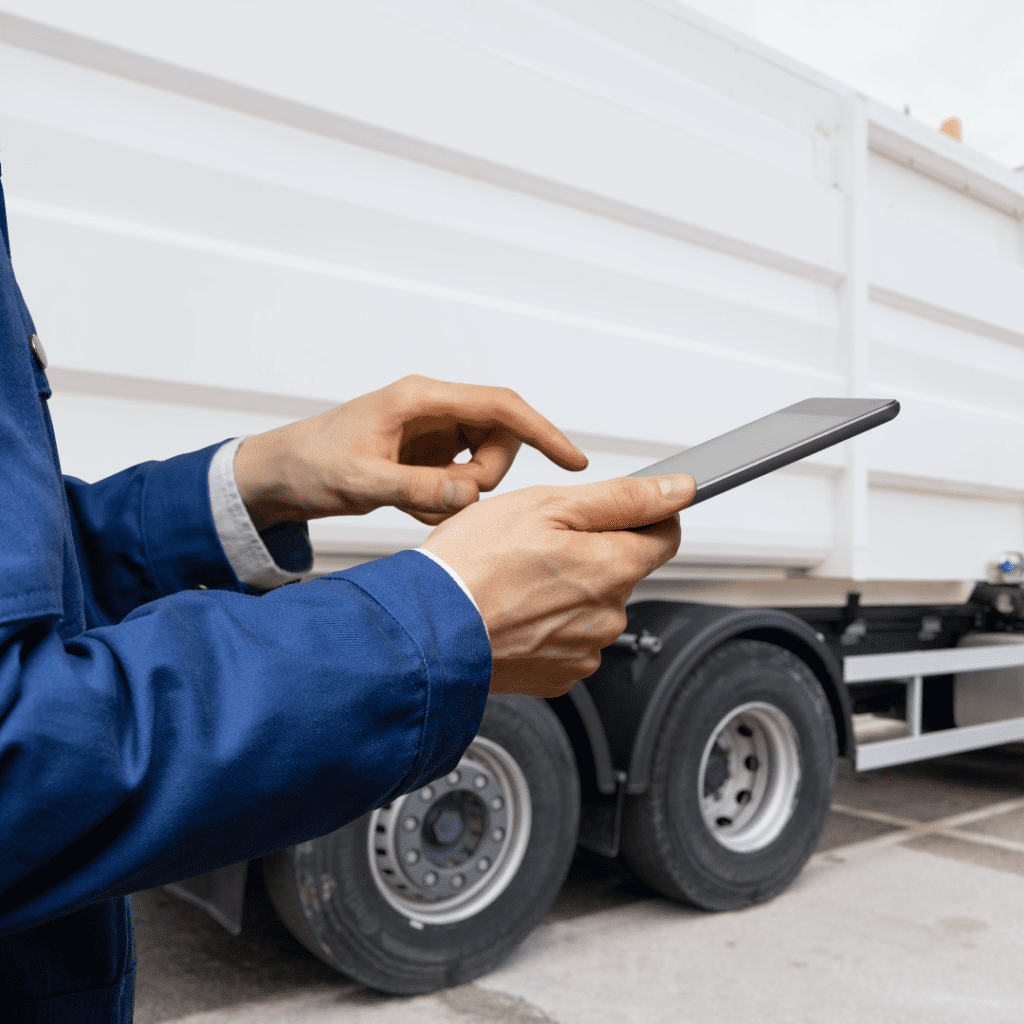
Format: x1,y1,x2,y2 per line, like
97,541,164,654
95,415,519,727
3,0,1022,606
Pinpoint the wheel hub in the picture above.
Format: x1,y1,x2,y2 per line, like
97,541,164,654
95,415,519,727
368,737,531,924
696,701,801,853
422,793,483,860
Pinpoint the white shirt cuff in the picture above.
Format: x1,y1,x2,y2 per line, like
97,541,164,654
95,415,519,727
414,547,490,642
208,437,487,629
208,436,312,592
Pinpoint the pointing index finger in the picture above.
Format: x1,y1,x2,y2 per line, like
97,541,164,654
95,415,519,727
412,380,588,472
478,386,588,471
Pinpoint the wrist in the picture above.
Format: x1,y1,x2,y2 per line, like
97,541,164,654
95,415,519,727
234,430,304,532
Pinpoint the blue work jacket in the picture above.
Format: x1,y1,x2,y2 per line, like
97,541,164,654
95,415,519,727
0,174,491,1021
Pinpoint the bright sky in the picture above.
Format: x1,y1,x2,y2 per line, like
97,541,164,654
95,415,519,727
677,0,1024,169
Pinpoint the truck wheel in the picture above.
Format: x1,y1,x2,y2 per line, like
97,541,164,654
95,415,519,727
619,639,836,911
261,695,579,994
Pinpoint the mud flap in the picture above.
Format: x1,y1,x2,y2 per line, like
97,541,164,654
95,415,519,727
164,861,249,936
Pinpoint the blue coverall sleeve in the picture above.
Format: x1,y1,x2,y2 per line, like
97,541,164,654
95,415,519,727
0,213,492,940
63,445,252,629
65,439,317,629
0,548,491,938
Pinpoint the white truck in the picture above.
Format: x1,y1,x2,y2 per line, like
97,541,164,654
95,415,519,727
3,0,1023,995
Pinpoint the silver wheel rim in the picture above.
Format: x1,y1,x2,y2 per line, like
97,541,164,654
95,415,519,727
367,737,532,925
697,701,801,853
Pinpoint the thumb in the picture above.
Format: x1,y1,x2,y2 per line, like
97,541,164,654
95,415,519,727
361,460,481,514
553,474,696,532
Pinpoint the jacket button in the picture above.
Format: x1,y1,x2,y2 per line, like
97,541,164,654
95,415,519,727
29,334,47,369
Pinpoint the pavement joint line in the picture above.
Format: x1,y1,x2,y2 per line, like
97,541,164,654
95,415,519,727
813,797,1024,867
930,827,1024,855
830,802,919,829
830,796,1024,832
809,823,930,866
937,796,1024,828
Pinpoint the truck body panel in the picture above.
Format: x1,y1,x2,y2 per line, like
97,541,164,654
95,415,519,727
2,0,1021,593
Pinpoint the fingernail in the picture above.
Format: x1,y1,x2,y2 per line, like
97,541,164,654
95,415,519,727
658,475,694,499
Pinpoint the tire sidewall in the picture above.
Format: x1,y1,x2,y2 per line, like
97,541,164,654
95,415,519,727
287,695,580,993
644,639,836,908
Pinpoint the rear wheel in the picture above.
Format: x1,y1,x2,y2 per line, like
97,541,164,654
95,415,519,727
262,695,579,994
619,639,836,910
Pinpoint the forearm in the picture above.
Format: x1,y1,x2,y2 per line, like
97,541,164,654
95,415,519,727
65,443,245,626
0,551,490,936
65,437,317,628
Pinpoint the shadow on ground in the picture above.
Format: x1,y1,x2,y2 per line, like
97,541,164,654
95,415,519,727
133,850,648,1023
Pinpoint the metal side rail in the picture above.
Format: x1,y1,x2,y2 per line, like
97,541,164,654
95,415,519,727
844,645,1024,771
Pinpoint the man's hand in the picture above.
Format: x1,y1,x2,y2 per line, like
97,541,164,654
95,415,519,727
234,375,588,531
421,473,696,697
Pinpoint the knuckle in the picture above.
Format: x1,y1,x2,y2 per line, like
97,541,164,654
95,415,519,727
588,544,631,585
539,669,582,699
601,477,646,523
613,475,646,504
397,374,433,398
403,476,440,510
596,608,628,647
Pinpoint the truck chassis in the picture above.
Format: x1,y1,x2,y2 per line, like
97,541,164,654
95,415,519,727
168,578,1024,993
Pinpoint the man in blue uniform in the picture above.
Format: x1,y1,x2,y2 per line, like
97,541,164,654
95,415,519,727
0,167,694,1021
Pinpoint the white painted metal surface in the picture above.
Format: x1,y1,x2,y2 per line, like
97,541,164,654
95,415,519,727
845,644,1024,769
1,0,1021,586
855,715,1024,772
845,645,1024,684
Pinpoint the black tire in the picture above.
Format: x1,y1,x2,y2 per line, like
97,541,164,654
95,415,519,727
619,639,836,911
262,695,580,994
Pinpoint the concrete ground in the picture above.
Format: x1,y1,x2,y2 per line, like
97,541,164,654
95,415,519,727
135,743,1024,1023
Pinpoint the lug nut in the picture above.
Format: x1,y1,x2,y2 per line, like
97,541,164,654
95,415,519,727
446,771,461,786
404,850,419,864
477,857,491,872
451,874,465,889
492,828,505,842
490,797,504,811
423,871,438,886
473,774,487,789
403,817,418,831
419,787,434,802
